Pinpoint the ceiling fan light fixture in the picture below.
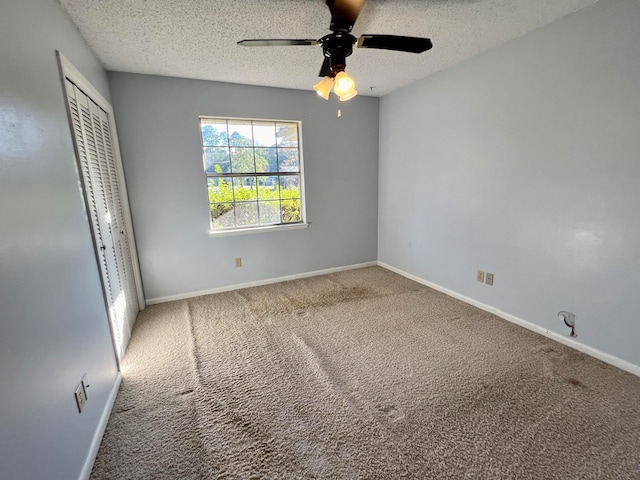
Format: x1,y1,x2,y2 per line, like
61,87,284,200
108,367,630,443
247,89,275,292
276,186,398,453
333,71,356,97
239,1,433,103
313,76,334,100
339,89,358,102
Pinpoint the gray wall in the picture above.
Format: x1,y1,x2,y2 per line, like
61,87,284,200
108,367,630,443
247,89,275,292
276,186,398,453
108,73,379,301
0,1,119,479
378,0,640,367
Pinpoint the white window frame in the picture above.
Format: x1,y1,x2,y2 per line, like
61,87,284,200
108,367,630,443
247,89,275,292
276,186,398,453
200,116,308,237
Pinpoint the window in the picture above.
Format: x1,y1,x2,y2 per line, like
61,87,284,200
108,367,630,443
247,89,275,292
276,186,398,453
200,117,306,233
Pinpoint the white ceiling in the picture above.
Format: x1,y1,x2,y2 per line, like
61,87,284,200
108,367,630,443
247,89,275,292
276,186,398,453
59,0,599,97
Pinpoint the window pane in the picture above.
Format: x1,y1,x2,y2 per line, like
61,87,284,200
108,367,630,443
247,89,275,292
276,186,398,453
281,198,301,223
233,177,258,201
228,121,253,146
259,201,281,225
211,203,235,228
255,147,276,173
201,120,228,146
252,122,276,147
278,148,299,172
279,174,300,192
208,178,233,204
235,202,259,226
203,147,230,174
276,122,298,146
257,176,280,200
230,147,255,173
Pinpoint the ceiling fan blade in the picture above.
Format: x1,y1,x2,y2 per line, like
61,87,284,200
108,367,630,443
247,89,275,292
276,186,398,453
357,35,432,53
238,39,319,47
326,0,366,32
318,57,332,77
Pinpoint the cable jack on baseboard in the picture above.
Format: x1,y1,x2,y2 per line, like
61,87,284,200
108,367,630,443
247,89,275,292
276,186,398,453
558,311,577,337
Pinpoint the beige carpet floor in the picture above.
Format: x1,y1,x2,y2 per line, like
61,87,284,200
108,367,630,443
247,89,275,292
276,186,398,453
91,266,640,479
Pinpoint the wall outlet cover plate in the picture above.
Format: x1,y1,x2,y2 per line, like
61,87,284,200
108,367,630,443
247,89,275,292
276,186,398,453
75,384,86,413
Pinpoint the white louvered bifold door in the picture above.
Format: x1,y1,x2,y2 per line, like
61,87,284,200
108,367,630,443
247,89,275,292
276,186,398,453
97,108,140,326
65,79,139,360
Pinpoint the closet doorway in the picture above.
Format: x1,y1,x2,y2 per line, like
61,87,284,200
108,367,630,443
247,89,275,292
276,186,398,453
58,53,144,363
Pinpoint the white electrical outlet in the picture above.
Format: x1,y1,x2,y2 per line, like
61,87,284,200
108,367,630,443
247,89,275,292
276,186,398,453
477,270,485,282
235,257,242,268
74,383,86,413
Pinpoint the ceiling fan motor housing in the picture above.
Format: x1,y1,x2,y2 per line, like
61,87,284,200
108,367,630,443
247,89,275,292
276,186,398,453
321,32,356,74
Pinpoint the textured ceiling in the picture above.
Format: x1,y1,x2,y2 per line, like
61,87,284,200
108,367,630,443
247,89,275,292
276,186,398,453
59,0,599,97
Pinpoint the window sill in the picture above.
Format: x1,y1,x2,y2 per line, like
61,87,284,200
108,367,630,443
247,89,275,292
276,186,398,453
208,223,310,238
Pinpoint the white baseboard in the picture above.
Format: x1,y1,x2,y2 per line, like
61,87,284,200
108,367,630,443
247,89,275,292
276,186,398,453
146,261,378,305
79,372,122,480
378,261,640,378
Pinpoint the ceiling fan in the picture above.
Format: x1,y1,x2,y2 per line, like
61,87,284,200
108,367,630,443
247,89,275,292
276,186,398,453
238,0,433,101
